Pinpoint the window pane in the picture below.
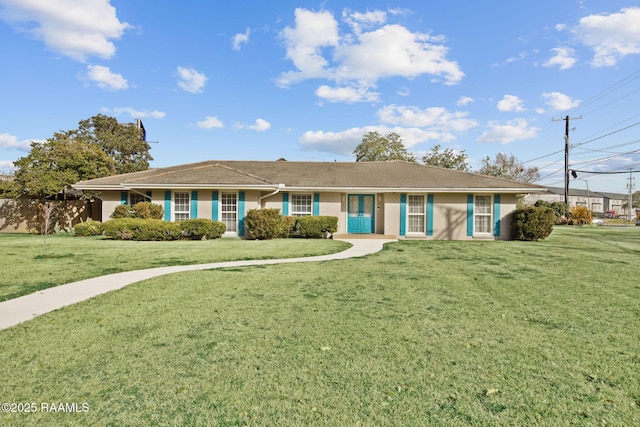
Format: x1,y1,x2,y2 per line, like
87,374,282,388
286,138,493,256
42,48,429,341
475,215,491,233
291,194,312,216
174,192,190,222
408,195,425,214
408,215,425,233
130,192,146,206
221,193,237,232
348,195,359,217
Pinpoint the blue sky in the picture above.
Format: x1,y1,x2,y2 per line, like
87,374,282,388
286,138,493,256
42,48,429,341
1,0,639,194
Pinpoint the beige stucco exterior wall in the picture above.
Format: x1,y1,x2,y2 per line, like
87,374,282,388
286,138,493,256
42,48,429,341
101,192,122,222
383,193,401,237
431,193,469,240
1,198,98,233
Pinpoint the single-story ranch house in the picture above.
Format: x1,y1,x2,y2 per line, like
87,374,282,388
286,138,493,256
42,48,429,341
73,160,546,240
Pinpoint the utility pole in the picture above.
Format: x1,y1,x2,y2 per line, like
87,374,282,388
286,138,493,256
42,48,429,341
627,169,635,222
552,115,582,205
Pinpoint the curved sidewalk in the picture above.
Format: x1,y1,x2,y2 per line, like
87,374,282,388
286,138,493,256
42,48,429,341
0,238,395,331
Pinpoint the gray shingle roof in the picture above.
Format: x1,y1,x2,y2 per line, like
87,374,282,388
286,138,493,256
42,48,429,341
74,160,546,193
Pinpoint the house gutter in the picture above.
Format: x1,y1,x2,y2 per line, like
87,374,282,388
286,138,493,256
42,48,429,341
258,183,285,208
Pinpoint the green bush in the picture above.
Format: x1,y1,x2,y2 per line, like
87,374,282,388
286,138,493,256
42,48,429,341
296,216,338,238
103,218,181,241
244,208,291,239
111,204,135,219
74,220,104,237
534,200,568,224
111,202,163,220
133,202,164,219
179,218,226,240
512,206,555,241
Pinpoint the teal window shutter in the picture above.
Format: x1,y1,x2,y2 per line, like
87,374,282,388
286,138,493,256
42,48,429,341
120,192,128,205
427,194,434,236
313,193,320,216
399,194,406,236
467,195,474,236
238,191,245,236
282,192,289,216
191,191,198,219
211,191,219,221
164,191,172,221
494,194,501,237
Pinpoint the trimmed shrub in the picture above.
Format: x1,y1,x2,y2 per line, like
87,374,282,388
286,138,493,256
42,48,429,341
512,206,555,241
111,202,164,219
179,218,226,240
133,202,164,219
74,220,104,237
244,208,290,239
111,204,135,219
296,216,338,238
103,218,181,241
567,205,592,225
534,200,568,225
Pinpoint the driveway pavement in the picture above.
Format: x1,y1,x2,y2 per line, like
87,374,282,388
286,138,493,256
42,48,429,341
0,238,395,331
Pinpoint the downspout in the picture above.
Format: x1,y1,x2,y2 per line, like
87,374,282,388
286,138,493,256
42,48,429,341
129,189,152,201
258,184,285,208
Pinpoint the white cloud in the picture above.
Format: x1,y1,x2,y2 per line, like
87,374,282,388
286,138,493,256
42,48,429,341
569,7,640,67
232,28,250,51
377,105,477,132
277,8,463,96
84,65,128,90
497,94,526,112
299,125,450,156
196,116,224,129
104,107,166,119
315,85,379,103
477,119,539,144
456,96,474,106
342,8,387,34
0,160,17,171
542,91,581,111
0,0,130,62
248,118,271,131
543,47,577,70
177,67,208,93
0,133,34,151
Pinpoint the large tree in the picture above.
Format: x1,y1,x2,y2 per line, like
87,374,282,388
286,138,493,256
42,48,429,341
353,131,416,162
10,132,115,201
77,114,152,174
477,153,539,183
422,144,470,171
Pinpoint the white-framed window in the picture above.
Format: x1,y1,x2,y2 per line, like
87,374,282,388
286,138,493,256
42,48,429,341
129,192,147,206
291,193,312,217
221,192,237,232
474,195,492,234
174,191,190,222
407,194,426,233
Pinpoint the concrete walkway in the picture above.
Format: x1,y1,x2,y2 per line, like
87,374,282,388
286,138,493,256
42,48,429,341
0,238,395,331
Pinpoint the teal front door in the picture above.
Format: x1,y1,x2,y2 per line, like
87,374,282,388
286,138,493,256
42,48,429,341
348,194,375,233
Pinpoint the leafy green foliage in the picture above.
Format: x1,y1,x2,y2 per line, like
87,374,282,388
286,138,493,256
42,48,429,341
10,135,115,201
245,208,292,239
103,218,181,241
296,216,338,238
353,131,416,162
77,114,152,174
534,200,568,224
478,153,540,183
74,220,104,237
512,206,555,241
133,202,163,219
421,144,470,171
111,202,163,220
179,219,226,240
567,205,592,225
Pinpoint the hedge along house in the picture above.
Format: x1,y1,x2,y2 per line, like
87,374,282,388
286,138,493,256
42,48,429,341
73,160,546,240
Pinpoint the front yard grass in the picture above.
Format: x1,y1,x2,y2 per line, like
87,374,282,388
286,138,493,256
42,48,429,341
1,227,639,425
0,234,350,301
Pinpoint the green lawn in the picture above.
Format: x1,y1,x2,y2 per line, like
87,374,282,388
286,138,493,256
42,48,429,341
1,227,639,426
0,234,350,301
